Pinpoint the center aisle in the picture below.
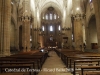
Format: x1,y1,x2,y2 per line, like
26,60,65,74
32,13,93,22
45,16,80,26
38,51,72,75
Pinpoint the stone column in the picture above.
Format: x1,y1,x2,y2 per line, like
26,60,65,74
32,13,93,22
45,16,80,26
93,0,100,52
67,29,72,49
0,0,11,56
73,15,83,51
0,0,2,55
26,17,30,51
33,11,38,49
16,20,20,51
37,28,40,43
35,29,38,49
22,16,30,52
31,22,34,49
34,29,37,49
86,27,91,49
34,16,37,49
32,28,36,49
39,34,43,48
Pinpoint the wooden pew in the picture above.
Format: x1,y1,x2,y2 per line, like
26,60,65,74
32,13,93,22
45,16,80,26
6,55,45,68
0,57,40,69
64,54,100,74
0,73,24,75
0,61,37,75
55,49,100,75
10,51,48,65
59,50,100,68
68,56,100,68
0,50,48,75
73,59,100,75
1,50,48,68
81,66,100,75
0,64,33,75
84,72,100,75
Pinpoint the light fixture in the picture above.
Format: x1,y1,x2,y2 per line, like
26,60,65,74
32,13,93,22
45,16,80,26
43,17,44,19
76,7,79,10
58,16,59,18
25,10,27,12
11,2,13,4
90,0,92,2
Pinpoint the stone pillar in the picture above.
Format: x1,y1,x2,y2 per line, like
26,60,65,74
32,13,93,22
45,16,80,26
0,0,2,55
39,35,42,47
67,29,72,49
33,15,38,49
35,29,38,49
34,28,37,49
86,27,91,49
32,28,36,49
93,0,100,52
0,0,11,56
37,28,40,43
22,16,30,52
31,22,34,49
16,20,20,51
73,15,83,51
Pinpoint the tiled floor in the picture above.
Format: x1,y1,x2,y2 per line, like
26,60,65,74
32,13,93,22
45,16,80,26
38,51,72,75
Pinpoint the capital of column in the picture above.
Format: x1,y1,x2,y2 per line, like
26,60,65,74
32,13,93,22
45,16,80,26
21,16,31,21
33,28,42,31
71,14,86,21
62,27,71,31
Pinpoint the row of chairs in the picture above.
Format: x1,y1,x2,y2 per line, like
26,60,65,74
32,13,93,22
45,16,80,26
0,50,48,75
55,49,100,75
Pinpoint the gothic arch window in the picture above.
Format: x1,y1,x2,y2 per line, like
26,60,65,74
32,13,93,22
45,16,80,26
54,14,57,19
50,13,53,20
30,36,32,41
41,7,62,47
42,7,61,21
45,14,48,20
58,16,59,18
89,0,93,10
11,2,13,13
43,16,44,19
50,25,53,31
58,25,61,31
42,26,44,31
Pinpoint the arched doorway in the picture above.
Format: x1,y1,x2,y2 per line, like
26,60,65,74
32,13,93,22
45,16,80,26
87,15,98,49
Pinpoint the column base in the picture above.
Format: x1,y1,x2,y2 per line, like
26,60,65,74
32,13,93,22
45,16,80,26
23,49,27,52
86,48,91,50
0,54,3,57
75,47,81,51
1,51,11,57
27,49,31,52
98,47,100,53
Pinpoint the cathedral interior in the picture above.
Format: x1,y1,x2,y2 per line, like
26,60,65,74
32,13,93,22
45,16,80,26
0,0,100,75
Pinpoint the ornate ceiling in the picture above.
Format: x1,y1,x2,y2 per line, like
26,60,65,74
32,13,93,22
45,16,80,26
16,0,87,27
17,0,88,17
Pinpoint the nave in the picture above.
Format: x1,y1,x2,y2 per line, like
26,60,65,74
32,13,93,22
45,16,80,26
38,51,72,75
1,49,100,75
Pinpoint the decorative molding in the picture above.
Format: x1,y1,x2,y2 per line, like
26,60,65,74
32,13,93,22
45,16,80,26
71,14,86,20
62,27,71,31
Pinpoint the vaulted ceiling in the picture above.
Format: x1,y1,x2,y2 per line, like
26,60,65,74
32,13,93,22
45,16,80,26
17,0,88,27
17,0,88,17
